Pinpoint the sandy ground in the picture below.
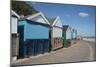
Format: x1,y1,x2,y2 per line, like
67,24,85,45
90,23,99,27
11,40,96,66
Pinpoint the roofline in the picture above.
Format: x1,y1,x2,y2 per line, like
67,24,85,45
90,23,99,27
19,19,50,28
65,25,72,31
52,16,61,26
26,12,41,19
26,12,50,25
40,12,50,25
11,10,20,19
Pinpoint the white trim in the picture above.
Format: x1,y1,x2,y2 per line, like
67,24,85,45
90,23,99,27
52,16,58,26
11,10,20,19
40,12,50,25
67,25,72,31
52,16,62,27
26,12,41,20
26,12,50,25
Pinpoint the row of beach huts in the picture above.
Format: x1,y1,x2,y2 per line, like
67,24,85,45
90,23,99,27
11,10,77,61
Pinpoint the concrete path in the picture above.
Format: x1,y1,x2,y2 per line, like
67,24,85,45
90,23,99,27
12,40,96,66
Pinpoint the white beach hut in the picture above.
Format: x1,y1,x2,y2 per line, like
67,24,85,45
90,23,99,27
11,10,20,61
49,16,63,50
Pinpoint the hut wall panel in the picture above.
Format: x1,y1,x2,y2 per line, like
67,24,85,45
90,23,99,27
71,31,76,39
11,34,19,57
54,19,62,27
18,20,50,58
73,32,76,39
11,17,18,33
24,21,49,40
71,31,76,45
66,28,71,39
52,18,63,50
52,27,62,37
73,31,77,44
18,20,49,41
52,27,63,50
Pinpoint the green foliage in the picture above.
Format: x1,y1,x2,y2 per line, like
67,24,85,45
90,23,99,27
11,1,38,16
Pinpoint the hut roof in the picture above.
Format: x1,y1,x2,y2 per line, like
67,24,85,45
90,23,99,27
46,17,56,25
63,25,72,31
63,25,69,30
11,10,20,19
26,12,50,25
52,16,60,26
47,16,62,28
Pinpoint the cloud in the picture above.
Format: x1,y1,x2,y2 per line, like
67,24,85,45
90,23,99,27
78,12,89,17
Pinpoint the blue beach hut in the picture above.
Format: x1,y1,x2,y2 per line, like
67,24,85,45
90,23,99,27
71,29,77,44
18,12,50,58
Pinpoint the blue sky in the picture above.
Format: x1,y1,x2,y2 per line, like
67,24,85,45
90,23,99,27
27,2,96,37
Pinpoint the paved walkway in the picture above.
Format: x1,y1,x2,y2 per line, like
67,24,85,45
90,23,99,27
12,40,96,66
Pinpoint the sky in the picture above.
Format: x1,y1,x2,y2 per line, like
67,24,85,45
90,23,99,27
27,2,96,37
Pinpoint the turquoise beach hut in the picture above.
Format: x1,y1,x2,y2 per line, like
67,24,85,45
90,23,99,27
18,12,51,58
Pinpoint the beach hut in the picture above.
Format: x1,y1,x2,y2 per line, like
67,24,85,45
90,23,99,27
71,29,77,44
74,29,77,44
62,25,72,48
11,10,20,61
71,29,75,45
49,16,63,50
18,12,51,58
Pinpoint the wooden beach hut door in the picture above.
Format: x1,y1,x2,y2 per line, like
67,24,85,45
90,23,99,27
18,26,25,58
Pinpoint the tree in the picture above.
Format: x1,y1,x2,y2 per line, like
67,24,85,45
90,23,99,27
11,1,38,16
